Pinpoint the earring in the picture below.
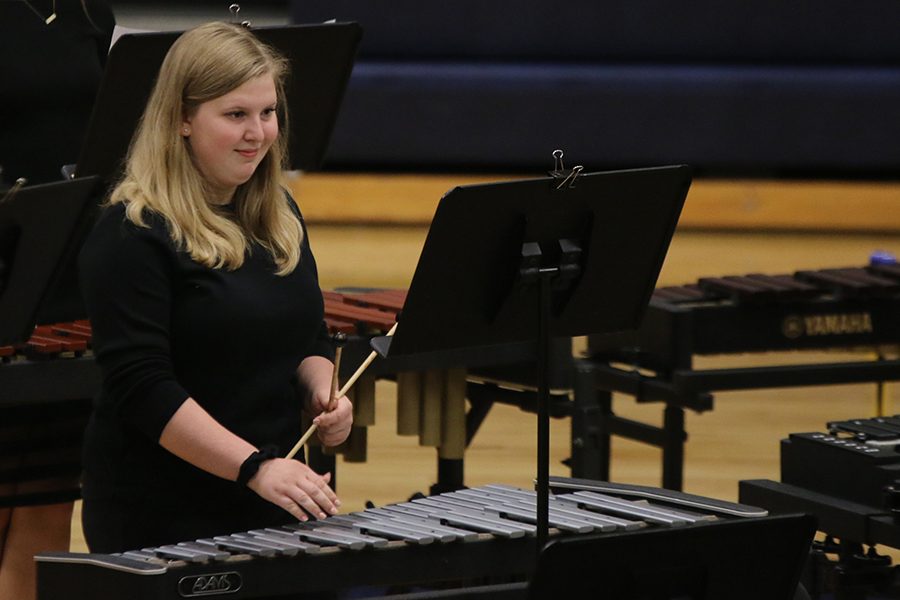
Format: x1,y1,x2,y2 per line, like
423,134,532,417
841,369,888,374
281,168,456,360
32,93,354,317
182,127,190,135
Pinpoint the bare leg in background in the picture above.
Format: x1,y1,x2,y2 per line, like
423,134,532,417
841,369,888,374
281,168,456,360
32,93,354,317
0,503,74,600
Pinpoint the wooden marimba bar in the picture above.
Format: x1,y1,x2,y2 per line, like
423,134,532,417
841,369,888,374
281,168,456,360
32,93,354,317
0,319,93,360
322,288,404,335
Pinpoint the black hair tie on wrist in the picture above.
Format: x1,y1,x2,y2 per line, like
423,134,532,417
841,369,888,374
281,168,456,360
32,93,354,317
237,444,280,486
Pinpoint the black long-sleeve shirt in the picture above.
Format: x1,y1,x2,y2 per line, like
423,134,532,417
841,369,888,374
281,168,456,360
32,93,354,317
78,199,332,540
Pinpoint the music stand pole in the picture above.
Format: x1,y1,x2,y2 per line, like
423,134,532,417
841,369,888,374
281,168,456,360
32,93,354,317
536,267,554,556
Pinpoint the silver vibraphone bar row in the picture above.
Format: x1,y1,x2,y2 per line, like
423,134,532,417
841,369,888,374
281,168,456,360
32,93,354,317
36,480,769,600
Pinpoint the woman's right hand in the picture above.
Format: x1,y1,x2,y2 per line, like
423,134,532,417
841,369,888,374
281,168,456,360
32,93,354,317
246,458,341,522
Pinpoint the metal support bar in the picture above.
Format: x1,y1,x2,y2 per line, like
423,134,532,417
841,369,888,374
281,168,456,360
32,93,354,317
570,362,606,480
662,406,686,491
607,415,682,447
589,363,713,412
464,386,496,447
672,359,900,395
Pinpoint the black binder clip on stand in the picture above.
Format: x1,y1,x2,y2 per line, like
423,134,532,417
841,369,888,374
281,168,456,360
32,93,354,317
548,149,584,190
228,3,251,28
369,161,691,560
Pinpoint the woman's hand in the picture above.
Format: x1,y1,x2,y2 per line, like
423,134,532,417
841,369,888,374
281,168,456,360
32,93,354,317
308,387,353,447
158,398,343,521
247,458,341,521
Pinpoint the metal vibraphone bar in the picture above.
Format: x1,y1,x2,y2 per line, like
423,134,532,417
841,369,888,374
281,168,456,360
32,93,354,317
36,479,772,600
576,263,900,491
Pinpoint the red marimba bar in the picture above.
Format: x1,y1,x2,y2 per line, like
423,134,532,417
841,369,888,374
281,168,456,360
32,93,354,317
319,290,410,461
0,319,93,358
0,290,405,358
322,289,404,335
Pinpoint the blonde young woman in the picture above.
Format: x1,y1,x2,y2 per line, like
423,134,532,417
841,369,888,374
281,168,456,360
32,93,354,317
78,22,352,553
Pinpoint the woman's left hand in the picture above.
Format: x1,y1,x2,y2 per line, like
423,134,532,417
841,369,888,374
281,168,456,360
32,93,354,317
309,390,353,447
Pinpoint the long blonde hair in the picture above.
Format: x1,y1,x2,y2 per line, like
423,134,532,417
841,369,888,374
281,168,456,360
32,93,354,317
110,22,302,275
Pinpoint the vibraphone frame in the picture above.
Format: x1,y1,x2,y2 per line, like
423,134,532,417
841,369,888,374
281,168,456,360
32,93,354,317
38,532,538,600
36,479,809,600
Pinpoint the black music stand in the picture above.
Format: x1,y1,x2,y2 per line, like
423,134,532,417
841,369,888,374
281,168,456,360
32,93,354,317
528,513,816,599
74,22,361,185
372,165,691,553
0,176,102,345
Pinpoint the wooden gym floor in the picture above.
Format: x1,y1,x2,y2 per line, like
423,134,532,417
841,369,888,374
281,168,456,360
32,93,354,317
69,173,900,551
